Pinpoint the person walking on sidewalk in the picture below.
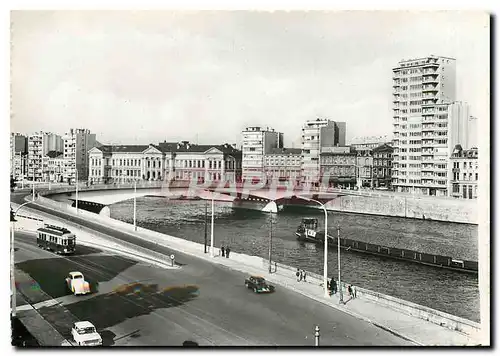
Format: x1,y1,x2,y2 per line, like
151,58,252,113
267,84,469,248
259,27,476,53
221,245,225,257
302,269,307,282
225,247,231,258
296,268,301,282
331,278,337,295
348,285,353,298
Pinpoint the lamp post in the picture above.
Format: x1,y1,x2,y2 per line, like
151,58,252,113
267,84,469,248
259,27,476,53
210,196,215,257
11,201,32,317
75,169,79,213
268,209,273,274
296,196,329,297
32,169,35,201
204,200,208,253
133,180,137,231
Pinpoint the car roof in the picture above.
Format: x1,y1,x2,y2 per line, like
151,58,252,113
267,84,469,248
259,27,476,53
69,271,83,276
75,321,95,329
250,275,265,280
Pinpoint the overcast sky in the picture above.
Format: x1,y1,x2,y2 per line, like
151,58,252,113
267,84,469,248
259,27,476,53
11,11,489,147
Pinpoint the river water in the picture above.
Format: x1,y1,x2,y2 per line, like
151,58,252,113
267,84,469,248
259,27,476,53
110,197,479,322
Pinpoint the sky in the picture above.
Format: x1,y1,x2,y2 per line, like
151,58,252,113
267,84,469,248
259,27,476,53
10,10,490,147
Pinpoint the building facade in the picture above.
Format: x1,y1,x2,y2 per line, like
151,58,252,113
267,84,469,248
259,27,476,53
63,128,97,183
449,145,478,199
301,118,347,184
27,132,63,181
372,143,394,188
392,55,457,196
319,146,356,188
263,148,302,183
356,153,374,188
88,142,242,184
350,135,392,156
241,127,283,181
42,151,65,183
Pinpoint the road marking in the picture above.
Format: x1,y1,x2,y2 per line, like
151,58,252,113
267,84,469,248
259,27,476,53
17,304,34,312
33,298,60,309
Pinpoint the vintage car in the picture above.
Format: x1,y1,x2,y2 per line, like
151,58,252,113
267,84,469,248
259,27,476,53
71,321,102,346
66,271,91,295
244,275,275,294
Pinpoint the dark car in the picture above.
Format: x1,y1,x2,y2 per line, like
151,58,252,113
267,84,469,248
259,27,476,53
244,276,275,293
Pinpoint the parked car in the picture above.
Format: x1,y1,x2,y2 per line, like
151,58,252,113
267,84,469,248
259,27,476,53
71,321,102,346
66,271,91,295
244,275,275,293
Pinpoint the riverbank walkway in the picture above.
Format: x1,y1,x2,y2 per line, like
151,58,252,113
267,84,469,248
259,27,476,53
19,200,482,346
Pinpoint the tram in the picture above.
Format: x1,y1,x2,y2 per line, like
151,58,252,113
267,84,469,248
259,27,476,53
36,224,76,254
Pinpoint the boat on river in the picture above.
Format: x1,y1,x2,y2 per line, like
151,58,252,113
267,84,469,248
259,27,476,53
295,218,335,244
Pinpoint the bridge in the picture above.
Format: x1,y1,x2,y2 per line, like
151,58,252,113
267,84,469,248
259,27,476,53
35,180,371,215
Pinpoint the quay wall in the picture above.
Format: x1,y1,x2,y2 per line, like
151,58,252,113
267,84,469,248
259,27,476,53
29,195,481,339
320,194,477,225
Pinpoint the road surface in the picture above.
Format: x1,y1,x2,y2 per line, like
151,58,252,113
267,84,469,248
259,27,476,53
12,192,411,346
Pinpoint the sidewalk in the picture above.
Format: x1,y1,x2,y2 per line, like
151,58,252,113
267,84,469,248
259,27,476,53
27,200,481,346
14,269,72,347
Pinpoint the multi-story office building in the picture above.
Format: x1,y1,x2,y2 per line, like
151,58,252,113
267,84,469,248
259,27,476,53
10,133,27,179
301,119,346,184
88,141,242,184
392,55,458,196
449,145,478,199
27,132,63,181
63,128,97,183
372,143,394,188
467,115,478,150
319,146,356,188
263,148,302,183
241,127,283,181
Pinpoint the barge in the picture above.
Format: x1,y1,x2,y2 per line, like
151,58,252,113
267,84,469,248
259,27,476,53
295,218,478,274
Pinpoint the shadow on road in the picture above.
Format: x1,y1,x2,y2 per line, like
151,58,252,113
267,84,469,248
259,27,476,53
65,283,199,332
16,255,138,299
71,245,104,256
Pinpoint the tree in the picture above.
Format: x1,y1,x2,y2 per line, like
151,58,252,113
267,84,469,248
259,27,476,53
10,206,16,222
10,176,16,192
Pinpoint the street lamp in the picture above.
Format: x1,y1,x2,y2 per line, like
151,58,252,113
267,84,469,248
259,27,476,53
133,180,137,231
210,195,215,257
296,196,329,298
75,169,79,213
11,201,33,317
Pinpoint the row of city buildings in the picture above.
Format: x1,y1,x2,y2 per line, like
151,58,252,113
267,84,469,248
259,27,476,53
10,128,98,184
10,55,479,199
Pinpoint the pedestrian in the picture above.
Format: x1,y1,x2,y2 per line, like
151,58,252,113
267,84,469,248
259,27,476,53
221,245,225,257
348,285,353,298
296,268,300,282
331,278,337,295
299,269,303,282
302,269,307,282
226,247,230,258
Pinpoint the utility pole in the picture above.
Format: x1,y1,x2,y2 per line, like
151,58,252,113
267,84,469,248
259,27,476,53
133,180,137,231
268,210,273,273
204,200,208,253
338,223,343,304
314,325,320,346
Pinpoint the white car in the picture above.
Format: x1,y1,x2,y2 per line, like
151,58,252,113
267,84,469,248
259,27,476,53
71,321,102,346
66,271,91,295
